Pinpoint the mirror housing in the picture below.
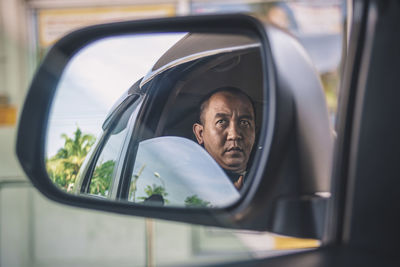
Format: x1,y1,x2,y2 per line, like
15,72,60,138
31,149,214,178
17,14,332,239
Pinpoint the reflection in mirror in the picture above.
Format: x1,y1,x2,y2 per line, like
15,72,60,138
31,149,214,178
46,31,264,208
129,137,240,207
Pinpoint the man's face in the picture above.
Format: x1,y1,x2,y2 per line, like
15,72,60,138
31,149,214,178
193,91,256,173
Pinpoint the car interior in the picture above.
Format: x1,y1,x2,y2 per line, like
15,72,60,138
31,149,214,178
137,33,264,144
108,33,266,202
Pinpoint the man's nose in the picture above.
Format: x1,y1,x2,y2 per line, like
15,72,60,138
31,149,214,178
227,122,242,140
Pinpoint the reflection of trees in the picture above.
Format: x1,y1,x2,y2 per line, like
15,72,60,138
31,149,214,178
185,195,210,207
90,160,115,196
46,128,95,191
129,167,169,204
139,184,169,204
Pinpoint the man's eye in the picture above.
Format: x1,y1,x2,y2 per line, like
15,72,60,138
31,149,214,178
240,120,250,127
216,119,226,125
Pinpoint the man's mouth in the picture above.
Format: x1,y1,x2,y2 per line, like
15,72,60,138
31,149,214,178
225,147,243,153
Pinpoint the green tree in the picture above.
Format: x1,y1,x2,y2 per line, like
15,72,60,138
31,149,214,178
138,184,169,203
90,160,115,196
54,128,95,160
185,195,210,207
46,128,95,191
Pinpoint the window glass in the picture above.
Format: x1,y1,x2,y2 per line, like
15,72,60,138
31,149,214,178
128,137,240,207
89,127,128,197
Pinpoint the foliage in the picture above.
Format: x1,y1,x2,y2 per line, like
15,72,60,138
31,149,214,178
138,184,169,203
46,128,95,191
89,160,115,196
130,167,169,204
185,195,210,208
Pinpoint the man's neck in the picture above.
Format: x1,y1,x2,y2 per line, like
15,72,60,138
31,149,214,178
224,169,246,184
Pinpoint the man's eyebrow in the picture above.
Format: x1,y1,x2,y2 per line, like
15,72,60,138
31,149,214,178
214,113,230,118
239,114,254,120
214,113,254,120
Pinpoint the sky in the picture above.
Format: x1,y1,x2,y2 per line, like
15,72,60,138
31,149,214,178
46,32,186,157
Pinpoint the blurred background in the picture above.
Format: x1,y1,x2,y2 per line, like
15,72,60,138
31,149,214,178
0,0,344,266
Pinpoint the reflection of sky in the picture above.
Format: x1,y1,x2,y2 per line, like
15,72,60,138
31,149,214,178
132,137,240,207
46,33,186,157
96,127,127,166
191,3,251,14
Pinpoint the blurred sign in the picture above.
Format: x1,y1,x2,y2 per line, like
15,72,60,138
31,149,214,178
0,95,16,126
273,235,319,250
37,5,176,48
0,106,16,126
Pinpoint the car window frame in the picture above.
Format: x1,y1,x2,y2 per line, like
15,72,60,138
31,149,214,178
84,127,127,199
78,95,143,199
109,96,145,200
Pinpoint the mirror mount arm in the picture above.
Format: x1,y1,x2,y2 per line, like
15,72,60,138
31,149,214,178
271,195,328,239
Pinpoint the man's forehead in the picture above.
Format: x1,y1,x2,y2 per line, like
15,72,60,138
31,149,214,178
207,92,254,115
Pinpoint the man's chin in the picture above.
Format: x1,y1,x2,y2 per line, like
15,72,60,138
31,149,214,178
223,159,246,173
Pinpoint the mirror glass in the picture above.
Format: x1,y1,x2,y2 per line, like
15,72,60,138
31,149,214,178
46,32,265,208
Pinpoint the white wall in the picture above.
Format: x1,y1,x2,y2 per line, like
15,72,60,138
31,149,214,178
0,0,32,184
0,184,259,267
0,0,31,108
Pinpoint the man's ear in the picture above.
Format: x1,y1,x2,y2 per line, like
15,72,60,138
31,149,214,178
193,123,204,145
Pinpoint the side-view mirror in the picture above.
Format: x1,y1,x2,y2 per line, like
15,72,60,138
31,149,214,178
17,14,333,239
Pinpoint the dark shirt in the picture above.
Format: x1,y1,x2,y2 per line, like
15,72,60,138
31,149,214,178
224,169,246,190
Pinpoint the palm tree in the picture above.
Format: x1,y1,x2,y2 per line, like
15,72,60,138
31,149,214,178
54,128,95,160
138,184,169,204
90,160,115,196
46,127,95,191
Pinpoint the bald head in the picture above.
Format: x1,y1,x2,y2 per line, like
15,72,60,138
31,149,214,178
198,87,255,125
193,87,256,173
